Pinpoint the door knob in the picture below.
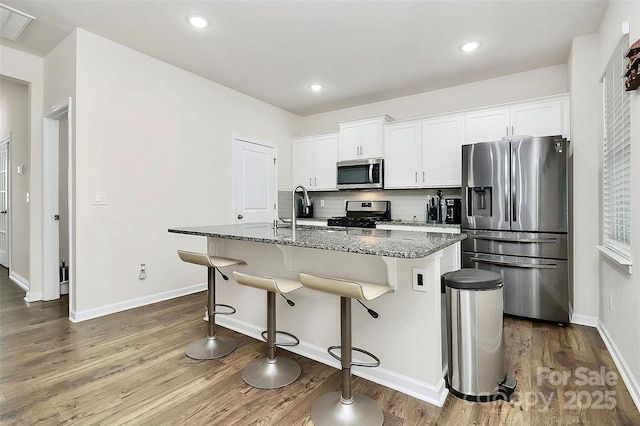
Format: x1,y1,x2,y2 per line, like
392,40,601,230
237,214,243,220
0,210,6,214
54,215,60,220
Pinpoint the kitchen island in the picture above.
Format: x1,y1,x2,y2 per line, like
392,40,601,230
169,223,466,406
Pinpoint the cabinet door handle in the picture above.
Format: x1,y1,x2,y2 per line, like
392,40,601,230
309,178,312,186
315,177,317,186
422,171,425,182
506,126,509,135
512,125,514,135
415,172,417,182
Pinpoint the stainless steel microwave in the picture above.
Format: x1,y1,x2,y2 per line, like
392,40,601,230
336,158,383,190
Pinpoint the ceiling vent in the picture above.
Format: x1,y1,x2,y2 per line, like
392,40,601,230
0,4,35,42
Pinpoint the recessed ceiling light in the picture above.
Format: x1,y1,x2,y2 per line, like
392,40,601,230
187,15,210,29
461,41,480,52
309,84,324,92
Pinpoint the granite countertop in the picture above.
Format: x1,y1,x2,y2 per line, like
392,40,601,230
298,217,461,230
378,220,461,229
169,223,466,259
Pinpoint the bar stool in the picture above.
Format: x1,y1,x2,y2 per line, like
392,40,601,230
177,250,246,360
232,271,302,389
299,273,392,426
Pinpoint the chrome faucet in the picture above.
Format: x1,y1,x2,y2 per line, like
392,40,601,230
291,184,311,238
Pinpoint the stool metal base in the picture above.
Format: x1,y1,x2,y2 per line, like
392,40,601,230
310,391,383,426
185,335,237,360
242,357,301,389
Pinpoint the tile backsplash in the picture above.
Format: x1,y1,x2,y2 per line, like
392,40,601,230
280,188,461,222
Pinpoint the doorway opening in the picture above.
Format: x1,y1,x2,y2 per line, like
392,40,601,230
42,100,73,318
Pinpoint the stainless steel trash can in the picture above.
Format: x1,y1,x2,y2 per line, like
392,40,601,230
442,268,516,402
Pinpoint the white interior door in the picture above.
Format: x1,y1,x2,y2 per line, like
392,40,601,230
43,115,61,300
0,136,9,267
233,138,277,223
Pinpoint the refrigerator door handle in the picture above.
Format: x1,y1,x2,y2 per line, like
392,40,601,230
505,145,510,223
469,235,558,244
470,257,558,269
511,144,517,223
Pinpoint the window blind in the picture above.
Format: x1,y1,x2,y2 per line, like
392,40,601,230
602,34,631,259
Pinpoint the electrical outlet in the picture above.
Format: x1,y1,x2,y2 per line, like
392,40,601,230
412,268,428,293
609,292,613,311
139,263,146,280
320,199,325,207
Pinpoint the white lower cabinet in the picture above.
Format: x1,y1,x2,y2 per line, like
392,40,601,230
292,133,338,191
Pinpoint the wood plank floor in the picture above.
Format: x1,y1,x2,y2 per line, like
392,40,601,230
1,269,639,425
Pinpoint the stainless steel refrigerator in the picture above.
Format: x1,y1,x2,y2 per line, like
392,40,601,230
461,136,570,324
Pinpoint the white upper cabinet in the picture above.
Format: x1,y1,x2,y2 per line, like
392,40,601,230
292,133,338,191
464,108,510,144
421,115,463,187
384,115,462,188
509,100,566,138
313,133,339,190
338,115,392,161
292,137,314,188
464,95,569,144
384,121,422,188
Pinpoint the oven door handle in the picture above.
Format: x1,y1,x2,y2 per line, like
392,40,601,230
469,235,558,244
470,257,558,269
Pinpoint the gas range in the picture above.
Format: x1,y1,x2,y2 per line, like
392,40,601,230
327,201,391,228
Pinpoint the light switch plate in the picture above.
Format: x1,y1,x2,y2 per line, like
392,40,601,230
93,191,107,205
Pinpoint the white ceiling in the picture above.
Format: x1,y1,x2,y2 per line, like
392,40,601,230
1,1,608,116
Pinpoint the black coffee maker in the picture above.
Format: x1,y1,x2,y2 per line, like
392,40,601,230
443,196,462,224
296,195,314,218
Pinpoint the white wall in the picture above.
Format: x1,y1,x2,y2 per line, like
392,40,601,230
43,30,77,311
0,45,44,300
568,33,601,324
296,64,568,134
71,30,299,317
596,0,640,409
0,76,29,281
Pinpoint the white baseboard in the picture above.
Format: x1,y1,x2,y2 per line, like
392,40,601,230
597,320,640,412
70,282,207,323
9,272,44,302
570,313,599,327
9,271,29,291
217,315,448,407
24,292,43,302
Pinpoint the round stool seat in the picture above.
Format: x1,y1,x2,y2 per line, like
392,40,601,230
178,250,246,268
298,273,391,300
232,272,302,294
